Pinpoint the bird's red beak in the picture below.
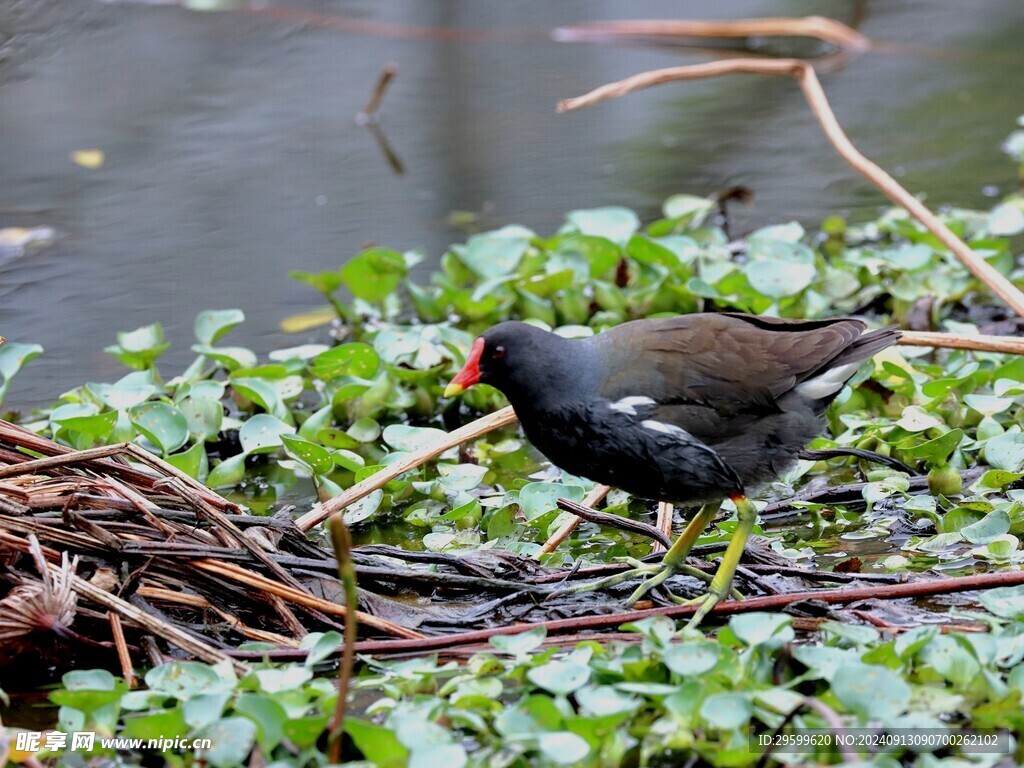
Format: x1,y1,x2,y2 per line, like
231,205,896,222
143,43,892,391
444,337,485,397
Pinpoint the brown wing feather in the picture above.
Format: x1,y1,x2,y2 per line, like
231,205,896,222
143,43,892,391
595,313,866,410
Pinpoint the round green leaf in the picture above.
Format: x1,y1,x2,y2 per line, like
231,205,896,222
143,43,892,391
194,309,245,345
309,343,380,380
281,434,334,475
198,717,257,768
527,659,590,695
129,402,189,454
518,482,585,521
700,693,752,729
537,732,590,765
238,414,295,454
833,663,910,719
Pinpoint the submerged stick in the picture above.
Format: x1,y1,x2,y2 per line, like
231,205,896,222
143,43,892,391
558,59,1024,318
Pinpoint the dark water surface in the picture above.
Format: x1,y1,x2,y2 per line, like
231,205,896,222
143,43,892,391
1,0,1022,408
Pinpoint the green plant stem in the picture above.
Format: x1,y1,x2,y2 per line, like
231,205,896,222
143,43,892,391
327,513,358,763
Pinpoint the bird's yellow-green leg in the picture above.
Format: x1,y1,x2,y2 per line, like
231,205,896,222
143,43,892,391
626,501,721,606
684,495,758,629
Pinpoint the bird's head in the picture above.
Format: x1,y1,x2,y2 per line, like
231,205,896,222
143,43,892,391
444,321,569,399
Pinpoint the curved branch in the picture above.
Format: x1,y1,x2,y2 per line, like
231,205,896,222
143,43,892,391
559,59,1024,318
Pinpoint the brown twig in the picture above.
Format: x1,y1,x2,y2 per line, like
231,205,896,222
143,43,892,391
296,406,518,531
190,558,422,639
553,16,870,53
899,330,1024,355
553,497,671,549
652,502,674,555
538,485,612,555
108,612,136,688
229,569,1024,660
558,60,1024,318
356,62,398,124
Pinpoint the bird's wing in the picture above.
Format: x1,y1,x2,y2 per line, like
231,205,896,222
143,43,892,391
595,313,867,415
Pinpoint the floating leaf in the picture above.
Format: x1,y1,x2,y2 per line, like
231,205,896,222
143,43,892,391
194,309,245,345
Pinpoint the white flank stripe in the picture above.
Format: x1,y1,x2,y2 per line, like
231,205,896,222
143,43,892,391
609,396,656,415
641,419,689,437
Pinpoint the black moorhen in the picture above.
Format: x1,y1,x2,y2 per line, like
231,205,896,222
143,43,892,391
444,312,900,626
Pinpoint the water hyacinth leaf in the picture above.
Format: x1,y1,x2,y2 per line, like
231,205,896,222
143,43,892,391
145,661,226,699
206,453,247,488
183,692,230,730
409,744,468,768
230,377,288,422
961,509,1011,545
344,489,384,525
106,323,170,370
662,193,715,225
978,585,1024,619
832,663,910,719
553,234,620,278
459,230,531,279
197,717,257,768
179,397,223,442
166,441,208,480
297,404,333,442
744,259,816,299
527,659,591,695
88,381,156,410
281,434,334,475
438,463,488,491
983,432,1024,472
288,267,344,296
700,693,752,730
490,626,546,656
346,719,409,768
565,207,640,245
238,414,295,454
537,732,590,765
192,344,258,372
727,612,794,648
333,448,365,471
300,631,342,666
519,482,585,521
900,428,964,463
253,666,312,693
56,410,119,446
129,402,189,455
383,424,447,452
0,341,43,384
663,642,719,677
233,694,287,752
194,309,245,345
309,343,380,380
339,247,408,302
964,394,1015,416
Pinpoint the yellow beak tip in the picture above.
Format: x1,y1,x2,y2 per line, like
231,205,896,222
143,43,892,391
443,382,464,398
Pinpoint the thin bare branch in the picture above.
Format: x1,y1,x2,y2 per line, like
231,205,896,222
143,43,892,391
558,59,1024,318
296,406,518,531
538,485,612,556
553,16,870,52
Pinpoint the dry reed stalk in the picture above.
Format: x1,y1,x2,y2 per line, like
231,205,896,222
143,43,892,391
191,558,423,640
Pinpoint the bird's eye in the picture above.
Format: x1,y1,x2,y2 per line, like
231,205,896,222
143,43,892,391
493,345,506,359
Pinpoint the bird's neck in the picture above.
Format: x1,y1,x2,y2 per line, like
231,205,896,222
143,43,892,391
501,335,596,414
